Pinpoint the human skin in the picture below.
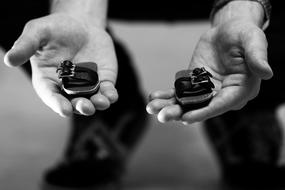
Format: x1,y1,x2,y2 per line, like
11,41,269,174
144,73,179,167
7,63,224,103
147,1,273,124
4,0,119,117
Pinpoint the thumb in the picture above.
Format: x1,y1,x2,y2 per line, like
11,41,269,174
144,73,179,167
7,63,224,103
242,27,273,80
4,20,47,67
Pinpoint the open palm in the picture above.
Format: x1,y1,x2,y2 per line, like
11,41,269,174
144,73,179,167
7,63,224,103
4,14,118,117
147,20,273,124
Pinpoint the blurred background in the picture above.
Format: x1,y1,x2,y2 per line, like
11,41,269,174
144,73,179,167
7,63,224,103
1,21,285,190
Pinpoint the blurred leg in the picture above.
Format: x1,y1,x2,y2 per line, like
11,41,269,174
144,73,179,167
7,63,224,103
205,109,283,187
43,35,149,188
204,30,285,188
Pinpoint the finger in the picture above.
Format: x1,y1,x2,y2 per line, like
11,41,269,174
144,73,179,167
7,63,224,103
242,27,273,80
73,36,118,103
33,78,73,117
148,88,175,101
99,81,118,104
146,98,176,114
86,43,118,99
90,93,110,110
71,98,95,116
4,19,48,67
157,104,183,123
181,87,245,123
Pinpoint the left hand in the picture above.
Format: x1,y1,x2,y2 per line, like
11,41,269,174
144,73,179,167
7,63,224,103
4,14,118,117
147,19,273,124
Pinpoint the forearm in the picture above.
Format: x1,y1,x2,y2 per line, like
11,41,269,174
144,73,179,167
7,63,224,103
50,0,108,28
212,1,265,28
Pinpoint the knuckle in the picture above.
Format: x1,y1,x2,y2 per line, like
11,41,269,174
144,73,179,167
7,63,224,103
24,18,44,31
25,19,37,30
24,18,50,37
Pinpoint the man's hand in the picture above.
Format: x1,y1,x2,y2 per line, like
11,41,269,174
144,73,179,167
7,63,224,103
147,1,273,124
4,13,118,117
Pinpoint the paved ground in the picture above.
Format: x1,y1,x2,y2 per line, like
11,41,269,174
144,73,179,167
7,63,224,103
1,21,284,190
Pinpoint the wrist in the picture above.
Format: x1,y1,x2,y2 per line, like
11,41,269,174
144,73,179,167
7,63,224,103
212,1,265,28
50,0,108,29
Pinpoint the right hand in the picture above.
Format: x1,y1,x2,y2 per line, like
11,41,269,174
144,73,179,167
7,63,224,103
4,13,118,117
147,20,272,124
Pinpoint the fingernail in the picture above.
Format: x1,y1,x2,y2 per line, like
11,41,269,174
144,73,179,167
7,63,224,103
146,105,153,114
182,121,189,125
107,92,118,103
